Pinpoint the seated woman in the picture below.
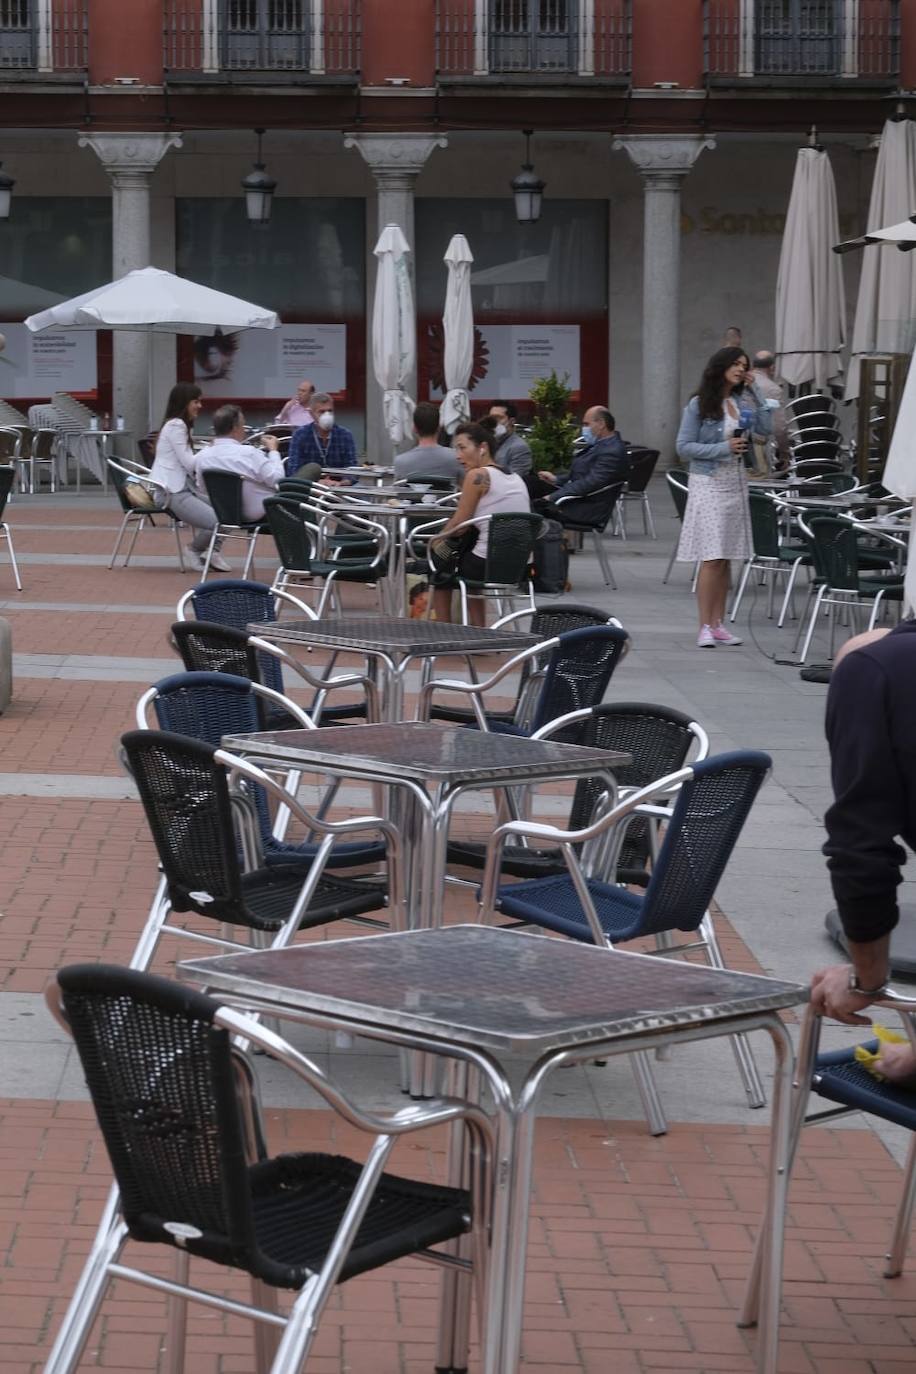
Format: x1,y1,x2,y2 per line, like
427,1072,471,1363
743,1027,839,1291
429,419,530,626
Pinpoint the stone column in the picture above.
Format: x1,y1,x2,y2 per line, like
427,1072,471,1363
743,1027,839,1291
345,133,447,457
79,132,183,440
613,134,715,466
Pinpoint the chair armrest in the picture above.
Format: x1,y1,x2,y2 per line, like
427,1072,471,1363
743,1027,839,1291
416,635,560,722
248,635,381,722
554,481,622,507
272,587,318,620
405,516,449,558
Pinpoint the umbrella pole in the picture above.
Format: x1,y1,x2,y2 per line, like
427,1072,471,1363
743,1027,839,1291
147,330,154,435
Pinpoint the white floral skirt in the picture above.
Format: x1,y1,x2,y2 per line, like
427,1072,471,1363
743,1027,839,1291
677,462,752,562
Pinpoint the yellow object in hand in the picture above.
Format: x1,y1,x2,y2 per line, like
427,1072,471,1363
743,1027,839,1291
854,1024,910,1080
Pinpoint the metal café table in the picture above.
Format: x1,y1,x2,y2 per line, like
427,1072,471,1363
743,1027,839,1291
246,615,540,722
180,924,806,1374
223,721,627,940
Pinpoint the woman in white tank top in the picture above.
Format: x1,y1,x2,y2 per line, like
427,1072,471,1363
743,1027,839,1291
429,421,530,625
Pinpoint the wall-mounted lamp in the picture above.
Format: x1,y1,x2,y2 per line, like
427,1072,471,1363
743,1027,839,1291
241,128,277,225
0,164,14,221
511,130,545,225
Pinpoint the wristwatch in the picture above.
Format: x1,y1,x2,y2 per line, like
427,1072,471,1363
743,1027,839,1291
848,970,888,997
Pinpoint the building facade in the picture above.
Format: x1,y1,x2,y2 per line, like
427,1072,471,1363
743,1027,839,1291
0,0,913,459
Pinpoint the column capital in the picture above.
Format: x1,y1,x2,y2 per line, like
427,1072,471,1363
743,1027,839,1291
79,132,183,186
344,133,447,185
613,134,716,187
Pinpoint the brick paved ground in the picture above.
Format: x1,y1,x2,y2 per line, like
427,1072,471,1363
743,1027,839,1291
0,491,912,1372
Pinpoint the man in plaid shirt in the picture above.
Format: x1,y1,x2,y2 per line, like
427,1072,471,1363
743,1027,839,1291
287,392,358,477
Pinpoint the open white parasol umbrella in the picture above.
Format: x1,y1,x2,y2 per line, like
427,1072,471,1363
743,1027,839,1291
775,145,846,390
439,234,474,434
25,267,279,428
372,224,415,449
842,121,916,400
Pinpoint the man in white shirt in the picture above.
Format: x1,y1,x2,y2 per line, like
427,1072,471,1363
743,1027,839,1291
197,405,285,522
275,379,315,427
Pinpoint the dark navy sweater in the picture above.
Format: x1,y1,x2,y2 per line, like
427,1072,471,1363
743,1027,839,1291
823,620,916,943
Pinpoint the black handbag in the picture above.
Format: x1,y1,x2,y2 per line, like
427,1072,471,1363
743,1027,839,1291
428,527,476,574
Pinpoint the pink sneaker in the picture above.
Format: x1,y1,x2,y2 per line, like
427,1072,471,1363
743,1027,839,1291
711,623,743,646
697,625,715,648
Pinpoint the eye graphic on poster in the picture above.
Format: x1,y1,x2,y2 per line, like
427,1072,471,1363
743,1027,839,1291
193,329,239,382
193,325,347,396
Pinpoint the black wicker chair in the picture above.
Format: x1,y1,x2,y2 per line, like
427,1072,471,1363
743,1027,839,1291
43,964,490,1374
120,729,396,972
551,481,625,589
199,469,267,581
0,465,21,590
263,494,388,616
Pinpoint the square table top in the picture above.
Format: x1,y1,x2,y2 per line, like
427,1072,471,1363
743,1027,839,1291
180,925,807,1058
223,721,630,785
247,616,541,658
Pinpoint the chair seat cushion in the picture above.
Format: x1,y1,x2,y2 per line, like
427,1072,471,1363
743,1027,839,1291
495,873,646,943
264,837,387,871
246,1153,470,1287
311,559,387,582
241,867,387,931
812,1055,916,1131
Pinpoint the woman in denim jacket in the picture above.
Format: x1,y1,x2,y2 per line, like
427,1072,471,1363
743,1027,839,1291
676,347,771,648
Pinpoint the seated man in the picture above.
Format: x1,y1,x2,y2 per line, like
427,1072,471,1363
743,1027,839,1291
287,392,358,478
394,402,462,483
535,406,631,516
196,404,284,522
275,378,315,427
488,401,533,477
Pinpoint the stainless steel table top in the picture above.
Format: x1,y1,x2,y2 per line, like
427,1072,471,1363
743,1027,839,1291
223,721,629,785
246,616,540,658
181,924,807,1059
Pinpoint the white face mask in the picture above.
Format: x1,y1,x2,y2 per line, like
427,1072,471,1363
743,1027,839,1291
317,411,335,432
493,423,508,439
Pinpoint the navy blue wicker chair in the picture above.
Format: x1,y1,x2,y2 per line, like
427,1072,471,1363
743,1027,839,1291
43,964,489,1374
137,673,386,872
478,750,771,1135
419,625,629,742
121,728,396,972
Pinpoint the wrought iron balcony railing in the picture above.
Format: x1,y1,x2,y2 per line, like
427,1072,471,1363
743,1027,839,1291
0,0,87,72
704,0,899,81
436,0,630,79
164,0,360,77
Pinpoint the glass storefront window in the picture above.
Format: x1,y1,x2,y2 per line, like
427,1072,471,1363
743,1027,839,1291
0,197,112,318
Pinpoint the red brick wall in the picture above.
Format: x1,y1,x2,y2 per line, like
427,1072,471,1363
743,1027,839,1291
633,0,705,87
89,0,164,83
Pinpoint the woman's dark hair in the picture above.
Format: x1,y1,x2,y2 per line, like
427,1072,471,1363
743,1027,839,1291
454,421,494,457
162,383,202,438
695,346,750,421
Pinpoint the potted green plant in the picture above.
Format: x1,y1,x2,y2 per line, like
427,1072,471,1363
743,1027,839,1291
526,371,579,473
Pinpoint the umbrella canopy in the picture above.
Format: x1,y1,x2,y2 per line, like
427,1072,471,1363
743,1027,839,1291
775,147,846,390
834,217,916,254
843,121,916,400
881,346,916,613
440,233,474,434
24,266,278,334
372,224,416,447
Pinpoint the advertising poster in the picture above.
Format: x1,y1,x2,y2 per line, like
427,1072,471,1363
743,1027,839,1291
193,324,347,397
0,322,97,396
429,323,580,400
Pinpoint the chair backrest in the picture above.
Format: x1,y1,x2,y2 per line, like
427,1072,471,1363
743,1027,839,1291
809,516,862,592
556,481,625,533
399,472,456,492
0,465,15,520
55,964,261,1262
791,446,841,467
623,447,659,494
788,425,841,446
787,394,836,419
801,472,857,496
263,495,315,573
667,470,689,520
186,579,278,631
122,728,247,921
31,428,57,459
0,427,21,461
481,512,543,586
171,620,284,698
529,626,629,738
201,469,246,526
637,751,771,937
569,702,704,871
748,492,782,560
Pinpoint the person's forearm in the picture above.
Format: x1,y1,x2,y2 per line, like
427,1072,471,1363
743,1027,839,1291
847,934,891,991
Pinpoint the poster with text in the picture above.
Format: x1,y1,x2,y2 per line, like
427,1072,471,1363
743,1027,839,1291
193,324,347,397
430,323,580,400
0,323,97,397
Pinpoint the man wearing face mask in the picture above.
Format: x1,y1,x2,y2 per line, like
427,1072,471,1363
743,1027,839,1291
287,392,358,477
534,406,630,508
488,401,533,477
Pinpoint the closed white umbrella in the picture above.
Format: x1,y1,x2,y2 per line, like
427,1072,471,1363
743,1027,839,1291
25,267,279,428
440,234,474,434
843,120,916,400
881,346,916,614
775,146,846,390
372,224,415,449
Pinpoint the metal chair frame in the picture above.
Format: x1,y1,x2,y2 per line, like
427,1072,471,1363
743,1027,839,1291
662,470,699,589
552,481,623,588
796,515,905,663
107,458,187,572
263,493,390,618
407,511,539,624
199,469,266,581
18,426,59,494
618,447,659,539
0,465,22,590
43,966,492,1374
729,491,809,627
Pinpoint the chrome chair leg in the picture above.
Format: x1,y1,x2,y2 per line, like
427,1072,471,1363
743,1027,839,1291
701,914,766,1108
592,532,617,589
885,1133,916,1278
630,1049,668,1136
164,1248,190,1374
2,524,22,591
108,512,132,569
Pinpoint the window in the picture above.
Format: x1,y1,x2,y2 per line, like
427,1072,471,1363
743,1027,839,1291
756,0,841,75
0,0,35,68
222,0,308,70
490,0,577,73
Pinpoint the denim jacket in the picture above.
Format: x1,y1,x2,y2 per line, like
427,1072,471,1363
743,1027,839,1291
676,386,772,476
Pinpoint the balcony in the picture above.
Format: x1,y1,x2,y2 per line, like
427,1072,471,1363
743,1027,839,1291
164,0,360,79
0,0,87,73
704,0,899,83
436,0,630,81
